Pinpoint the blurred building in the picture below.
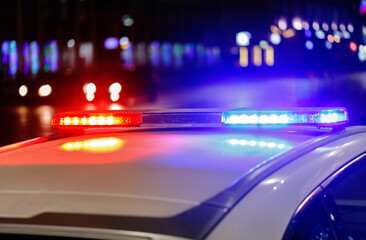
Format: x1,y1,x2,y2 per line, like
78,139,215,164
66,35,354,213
0,0,365,104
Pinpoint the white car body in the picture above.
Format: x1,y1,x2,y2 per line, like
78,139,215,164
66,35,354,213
0,119,365,239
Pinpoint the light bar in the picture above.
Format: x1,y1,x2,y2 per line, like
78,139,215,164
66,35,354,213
222,108,348,127
52,111,142,128
51,108,348,130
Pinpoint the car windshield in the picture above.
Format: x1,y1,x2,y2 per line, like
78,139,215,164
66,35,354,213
0,0,365,143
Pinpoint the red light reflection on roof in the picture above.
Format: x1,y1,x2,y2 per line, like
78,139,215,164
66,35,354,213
60,137,124,153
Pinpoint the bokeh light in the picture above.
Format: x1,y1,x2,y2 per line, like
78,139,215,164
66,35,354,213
104,37,119,50
325,41,333,50
67,39,75,48
292,17,302,31
259,40,269,49
236,31,251,46
349,42,358,52
270,33,281,45
19,85,28,97
305,40,314,50
278,17,287,31
38,84,52,97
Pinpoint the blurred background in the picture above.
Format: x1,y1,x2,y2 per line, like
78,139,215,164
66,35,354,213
1,0,366,146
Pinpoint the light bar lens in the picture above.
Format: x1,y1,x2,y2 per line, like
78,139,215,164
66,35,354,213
222,108,348,126
52,112,142,128
51,108,348,130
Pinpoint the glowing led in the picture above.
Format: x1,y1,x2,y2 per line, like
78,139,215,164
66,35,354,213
72,117,79,125
64,117,71,125
81,117,87,125
38,84,52,97
19,85,28,97
312,22,320,31
320,113,338,123
268,114,279,123
249,114,259,123
89,117,97,125
106,116,114,125
97,116,106,125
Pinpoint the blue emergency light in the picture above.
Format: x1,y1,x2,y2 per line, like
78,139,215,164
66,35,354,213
222,108,348,127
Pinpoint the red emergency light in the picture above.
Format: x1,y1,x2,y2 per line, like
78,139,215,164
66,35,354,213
52,111,142,128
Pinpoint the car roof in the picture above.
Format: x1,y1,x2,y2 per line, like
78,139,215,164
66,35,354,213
208,129,366,239
0,126,363,239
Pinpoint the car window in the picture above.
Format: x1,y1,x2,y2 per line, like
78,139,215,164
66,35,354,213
326,161,366,239
283,189,336,240
284,155,366,240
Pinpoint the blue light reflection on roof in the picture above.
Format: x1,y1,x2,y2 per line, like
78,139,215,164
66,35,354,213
150,133,296,172
314,146,339,153
225,136,293,154
225,136,294,173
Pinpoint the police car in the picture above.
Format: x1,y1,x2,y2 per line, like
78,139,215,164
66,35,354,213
0,107,365,239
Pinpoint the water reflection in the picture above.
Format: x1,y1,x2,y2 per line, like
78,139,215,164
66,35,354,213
35,105,55,136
